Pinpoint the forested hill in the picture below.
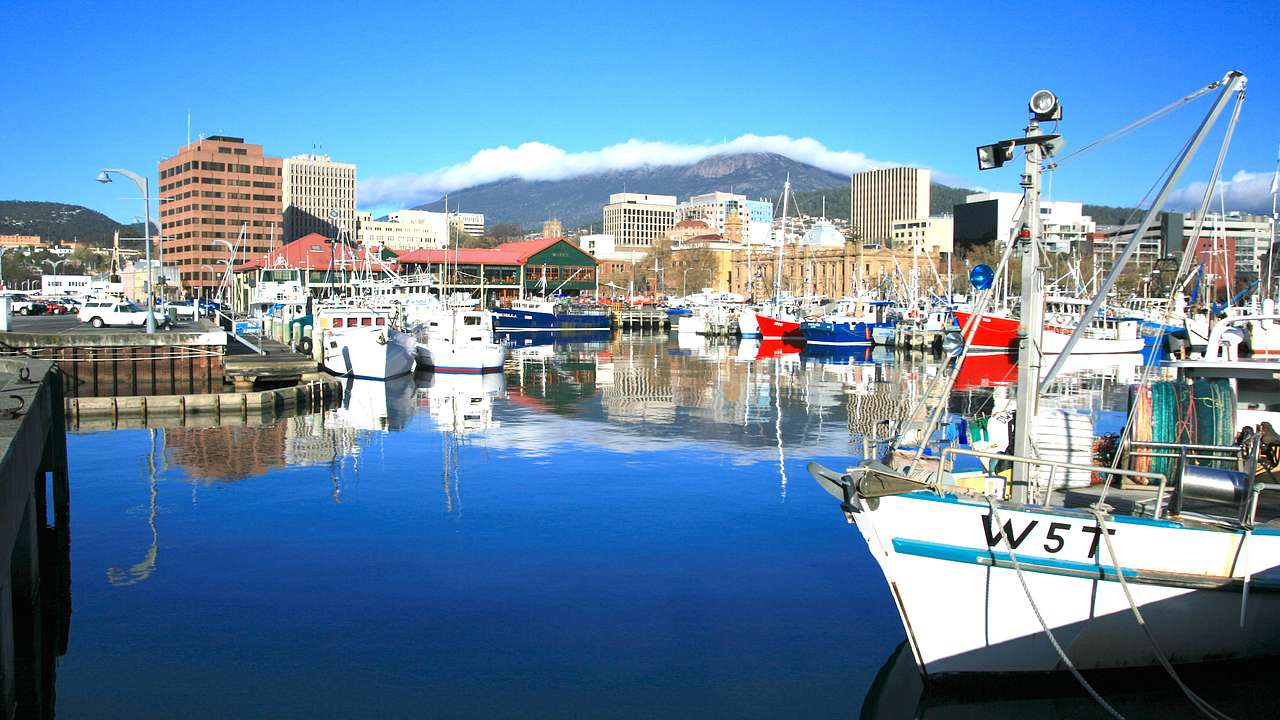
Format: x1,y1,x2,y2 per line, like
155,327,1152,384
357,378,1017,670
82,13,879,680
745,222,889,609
0,200,149,245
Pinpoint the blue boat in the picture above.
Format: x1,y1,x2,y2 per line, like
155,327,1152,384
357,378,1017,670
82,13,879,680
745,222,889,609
800,298,895,346
491,298,612,332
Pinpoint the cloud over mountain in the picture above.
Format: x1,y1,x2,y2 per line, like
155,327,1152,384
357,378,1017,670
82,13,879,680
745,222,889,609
359,134,891,208
1167,169,1278,214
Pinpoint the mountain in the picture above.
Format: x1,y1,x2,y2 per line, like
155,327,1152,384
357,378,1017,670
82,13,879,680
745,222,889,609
0,200,148,245
412,152,847,230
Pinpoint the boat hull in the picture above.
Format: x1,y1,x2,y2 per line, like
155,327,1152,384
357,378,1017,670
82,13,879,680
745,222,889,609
754,311,805,341
415,340,507,374
845,491,1280,677
322,328,416,380
954,312,1144,354
491,307,611,332
800,320,872,346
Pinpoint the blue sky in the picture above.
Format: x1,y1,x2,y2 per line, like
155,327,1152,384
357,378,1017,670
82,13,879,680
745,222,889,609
2,0,1278,224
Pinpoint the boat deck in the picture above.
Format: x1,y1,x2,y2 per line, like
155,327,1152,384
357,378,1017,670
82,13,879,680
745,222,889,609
1053,473,1280,529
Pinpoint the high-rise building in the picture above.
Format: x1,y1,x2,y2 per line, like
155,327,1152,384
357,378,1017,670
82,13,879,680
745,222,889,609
282,154,357,242
675,191,773,246
850,167,930,245
157,135,283,291
1092,212,1274,282
602,193,677,252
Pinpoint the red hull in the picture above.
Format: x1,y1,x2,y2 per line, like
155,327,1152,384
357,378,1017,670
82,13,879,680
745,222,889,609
953,311,1019,351
755,312,805,341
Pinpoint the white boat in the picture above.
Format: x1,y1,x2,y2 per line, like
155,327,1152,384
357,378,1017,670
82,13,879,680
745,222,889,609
317,305,416,379
810,75,1280,689
413,306,507,374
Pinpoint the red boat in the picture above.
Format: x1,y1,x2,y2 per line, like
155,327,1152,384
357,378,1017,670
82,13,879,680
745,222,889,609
953,310,1144,355
754,311,805,341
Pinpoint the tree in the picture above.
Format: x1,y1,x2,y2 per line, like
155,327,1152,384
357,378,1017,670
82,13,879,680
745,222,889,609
488,224,525,243
456,231,499,249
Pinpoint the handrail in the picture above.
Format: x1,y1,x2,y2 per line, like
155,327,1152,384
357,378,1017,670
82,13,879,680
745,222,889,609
1204,312,1280,361
214,308,265,355
939,447,1171,518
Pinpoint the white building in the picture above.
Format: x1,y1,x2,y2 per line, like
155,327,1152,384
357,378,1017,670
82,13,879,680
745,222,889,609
675,192,774,246
891,216,954,255
1094,211,1274,277
282,154,358,242
603,193,677,252
40,274,94,296
356,211,449,252
578,233,616,258
954,192,1095,253
450,212,485,238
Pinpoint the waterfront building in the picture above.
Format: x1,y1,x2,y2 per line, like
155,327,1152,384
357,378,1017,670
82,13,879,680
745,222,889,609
891,215,954,255
398,237,599,305
603,193,677,253
281,154,357,242
120,259,186,302
39,274,93,296
157,135,283,292
729,242,938,300
850,167,930,245
675,192,773,246
356,211,449,251
954,192,1094,253
1092,211,1274,286
543,219,563,239
232,232,397,310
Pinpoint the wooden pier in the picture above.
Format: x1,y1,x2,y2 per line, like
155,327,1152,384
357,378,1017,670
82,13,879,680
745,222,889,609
615,308,669,331
0,357,70,718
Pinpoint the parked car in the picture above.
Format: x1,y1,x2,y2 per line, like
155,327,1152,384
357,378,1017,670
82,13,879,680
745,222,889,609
5,293,47,316
78,299,171,329
43,300,75,315
160,300,200,320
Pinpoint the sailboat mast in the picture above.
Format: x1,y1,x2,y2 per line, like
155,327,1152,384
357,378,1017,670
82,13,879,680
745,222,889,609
774,176,790,300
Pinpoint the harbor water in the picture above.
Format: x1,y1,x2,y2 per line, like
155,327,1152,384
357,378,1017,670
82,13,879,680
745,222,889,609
50,334,1274,718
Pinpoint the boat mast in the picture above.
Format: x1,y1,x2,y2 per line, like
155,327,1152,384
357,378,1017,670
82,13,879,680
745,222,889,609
774,175,790,301
1010,108,1047,502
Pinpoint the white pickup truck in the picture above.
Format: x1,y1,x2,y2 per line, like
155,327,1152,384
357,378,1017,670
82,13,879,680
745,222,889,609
78,299,172,329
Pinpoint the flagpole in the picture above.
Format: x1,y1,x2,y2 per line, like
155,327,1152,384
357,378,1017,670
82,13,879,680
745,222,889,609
1269,144,1278,301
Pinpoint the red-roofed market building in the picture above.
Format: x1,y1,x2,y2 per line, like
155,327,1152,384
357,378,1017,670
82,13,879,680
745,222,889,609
397,237,599,305
231,232,398,311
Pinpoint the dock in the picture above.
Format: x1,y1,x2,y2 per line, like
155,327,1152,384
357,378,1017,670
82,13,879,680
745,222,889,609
0,357,70,717
222,334,319,390
615,308,669,331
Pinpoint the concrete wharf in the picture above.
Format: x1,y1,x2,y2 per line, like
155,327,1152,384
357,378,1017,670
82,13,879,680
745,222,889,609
222,334,319,390
0,358,70,718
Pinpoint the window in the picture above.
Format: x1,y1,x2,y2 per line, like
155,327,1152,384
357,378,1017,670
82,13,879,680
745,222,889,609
333,318,344,327
361,317,372,326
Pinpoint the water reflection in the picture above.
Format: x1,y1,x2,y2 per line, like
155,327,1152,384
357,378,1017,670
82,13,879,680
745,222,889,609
861,641,1280,719
106,429,162,587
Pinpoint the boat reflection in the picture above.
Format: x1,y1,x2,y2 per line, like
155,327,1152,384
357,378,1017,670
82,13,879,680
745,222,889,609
860,641,1280,719
422,371,506,434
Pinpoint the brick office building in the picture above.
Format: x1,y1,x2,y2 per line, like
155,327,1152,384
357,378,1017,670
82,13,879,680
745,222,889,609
157,136,283,293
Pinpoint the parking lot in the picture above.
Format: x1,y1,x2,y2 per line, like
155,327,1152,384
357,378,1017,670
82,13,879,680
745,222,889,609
4,313,218,335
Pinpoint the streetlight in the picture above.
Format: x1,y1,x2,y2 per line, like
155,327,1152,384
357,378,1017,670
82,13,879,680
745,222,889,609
97,168,156,333
682,267,689,296
44,258,69,275
0,248,7,290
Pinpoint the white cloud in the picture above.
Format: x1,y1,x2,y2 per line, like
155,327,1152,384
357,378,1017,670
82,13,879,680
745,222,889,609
358,134,892,208
1167,169,1279,214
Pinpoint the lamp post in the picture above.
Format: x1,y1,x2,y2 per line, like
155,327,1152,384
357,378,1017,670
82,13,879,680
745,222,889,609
682,267,689,296
97,168,156,332
44,258,69,275
0,248,7,290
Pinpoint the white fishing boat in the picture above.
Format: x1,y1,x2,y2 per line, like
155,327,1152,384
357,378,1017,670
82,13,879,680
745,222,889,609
317,304,416,379
809,75,1280,698
414,305,507,374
